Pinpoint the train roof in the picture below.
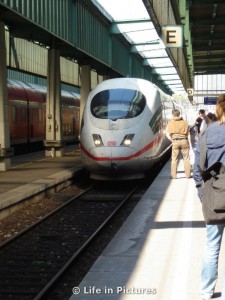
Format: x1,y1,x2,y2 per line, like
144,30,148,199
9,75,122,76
7,79,80,103
88,78,172,103
95,78,157,90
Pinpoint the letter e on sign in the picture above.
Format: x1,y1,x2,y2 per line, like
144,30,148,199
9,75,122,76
161,25,183,48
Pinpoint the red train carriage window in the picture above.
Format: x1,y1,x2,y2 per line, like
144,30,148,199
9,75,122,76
63,124,72,136
29,108,33,123
38,108,42,123
12,106,17,123
91,89,146,120
21,107,26,122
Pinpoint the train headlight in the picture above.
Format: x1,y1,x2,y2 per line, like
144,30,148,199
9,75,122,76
121,134,135,146
92,134,104,146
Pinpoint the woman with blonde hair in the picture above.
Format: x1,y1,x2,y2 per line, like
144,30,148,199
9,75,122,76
193,94,225,300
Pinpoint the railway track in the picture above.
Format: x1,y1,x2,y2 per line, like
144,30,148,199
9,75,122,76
0,181,141,300
0,149,169,300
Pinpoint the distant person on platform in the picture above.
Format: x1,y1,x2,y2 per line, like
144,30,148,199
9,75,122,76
166,109,192,179
200,112,217,132
195,109,206,136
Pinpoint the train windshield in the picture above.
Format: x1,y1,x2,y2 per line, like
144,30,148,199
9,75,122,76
91,89,146,120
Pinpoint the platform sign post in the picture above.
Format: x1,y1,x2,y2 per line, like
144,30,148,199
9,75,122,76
161,25,183,48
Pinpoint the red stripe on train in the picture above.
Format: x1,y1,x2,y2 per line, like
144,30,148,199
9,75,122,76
80,136,163,161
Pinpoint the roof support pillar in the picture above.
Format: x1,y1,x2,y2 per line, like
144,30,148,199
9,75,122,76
0,22,13,171
44,48,64,157
80,64,91,131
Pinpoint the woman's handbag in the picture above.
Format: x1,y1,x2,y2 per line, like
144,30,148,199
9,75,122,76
201,161,225,224
199,131,225,224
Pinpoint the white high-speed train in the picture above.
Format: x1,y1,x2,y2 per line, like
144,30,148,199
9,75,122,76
80,78,180,180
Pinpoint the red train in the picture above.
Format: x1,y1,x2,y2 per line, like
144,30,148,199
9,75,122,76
7,79,80,154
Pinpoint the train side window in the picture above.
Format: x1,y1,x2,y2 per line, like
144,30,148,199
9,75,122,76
30,108,33,123
149,106,163,134
12,106,17,123
38,108,42,123
21,107,26,122
162,101,174,126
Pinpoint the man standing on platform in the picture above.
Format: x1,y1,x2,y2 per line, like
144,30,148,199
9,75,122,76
195,109,206,137
166,108,192,179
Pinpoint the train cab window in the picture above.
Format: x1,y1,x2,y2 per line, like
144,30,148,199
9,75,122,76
91,89,146,120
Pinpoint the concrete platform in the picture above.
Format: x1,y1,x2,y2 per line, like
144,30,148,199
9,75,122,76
0,145,83,217
69,160,225,300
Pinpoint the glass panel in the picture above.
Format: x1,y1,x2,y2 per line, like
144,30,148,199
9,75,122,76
146,58,173,68
21,107,27,122
95,0,185,95
12,106,17,123
149,106,162,134
38,107,42,123
160,75,180,80
154,67,177,75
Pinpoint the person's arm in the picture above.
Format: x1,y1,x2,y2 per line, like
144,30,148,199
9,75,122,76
165,123,172,142
193,135,203,200
200,119,207,132
166,131,172,142
187,131,192,147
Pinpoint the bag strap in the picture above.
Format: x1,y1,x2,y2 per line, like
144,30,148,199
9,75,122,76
199,130,207,171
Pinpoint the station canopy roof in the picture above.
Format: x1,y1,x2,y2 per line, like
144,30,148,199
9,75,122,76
189,0,225,76
94,0,185,95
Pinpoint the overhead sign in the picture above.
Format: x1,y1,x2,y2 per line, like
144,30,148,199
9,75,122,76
204,97,217,105
161,25,183,48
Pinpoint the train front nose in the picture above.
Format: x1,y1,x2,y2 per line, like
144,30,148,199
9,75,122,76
84,133,138,172
111,162,119,171
84,146,139,174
